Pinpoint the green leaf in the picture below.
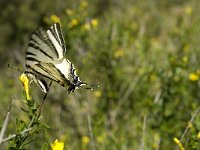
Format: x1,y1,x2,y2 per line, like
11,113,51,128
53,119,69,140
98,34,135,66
15,119,28,137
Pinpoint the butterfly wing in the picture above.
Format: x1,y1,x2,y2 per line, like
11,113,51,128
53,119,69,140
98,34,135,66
26,23,66,64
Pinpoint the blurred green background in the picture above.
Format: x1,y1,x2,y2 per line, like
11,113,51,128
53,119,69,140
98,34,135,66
1,0,200,149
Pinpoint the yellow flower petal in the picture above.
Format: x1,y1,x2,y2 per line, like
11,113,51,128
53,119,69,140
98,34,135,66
83,23,91,31
91,19,98,27
189,73,199,81
51,139,64,150
173,137,180,144
69,19,79,27
197,132,200,139
82,136,90,144
50,15,61,24
173,137,185,150
19,73,31,100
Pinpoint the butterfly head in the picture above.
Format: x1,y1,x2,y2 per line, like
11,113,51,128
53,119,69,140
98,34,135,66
67,76,96,94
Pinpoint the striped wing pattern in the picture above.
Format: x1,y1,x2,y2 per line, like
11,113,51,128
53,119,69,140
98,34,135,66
25,23,85,93
26,23,65,63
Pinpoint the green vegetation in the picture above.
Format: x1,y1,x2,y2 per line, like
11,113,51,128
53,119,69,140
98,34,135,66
1,0,200,149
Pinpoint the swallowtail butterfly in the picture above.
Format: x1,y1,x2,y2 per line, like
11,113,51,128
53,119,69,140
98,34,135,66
25,23,91,93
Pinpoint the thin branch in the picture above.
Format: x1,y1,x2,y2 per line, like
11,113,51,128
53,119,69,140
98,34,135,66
21,81,53,143
140,115,147,150
87,114,96,150
153,90,162,104
0,80,52,147
1,127,33,144
180,105,200,142
0,98,15,145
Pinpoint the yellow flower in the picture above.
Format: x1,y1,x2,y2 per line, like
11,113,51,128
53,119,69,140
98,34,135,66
82,136,90,144
173,137,185,150
80,1,88,8
197,132,200,139
50,15,61,24
185,6,192,15
65,9,73,16
189,73,199,81
51,139,64,150
94,90,102,98
19,73,31,100
114,49,125,58
91,19,98,27
69,19,79,27
83,23,91,31
173,137,179,144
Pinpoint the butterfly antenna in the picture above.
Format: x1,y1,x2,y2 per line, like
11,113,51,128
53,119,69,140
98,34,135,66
81,82,99,91
8,64,22,73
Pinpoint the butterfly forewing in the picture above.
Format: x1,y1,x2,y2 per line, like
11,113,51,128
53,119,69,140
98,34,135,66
49,23,66,56
26,23,65,63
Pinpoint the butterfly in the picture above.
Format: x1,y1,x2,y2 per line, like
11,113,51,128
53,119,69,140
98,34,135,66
25,23,92,93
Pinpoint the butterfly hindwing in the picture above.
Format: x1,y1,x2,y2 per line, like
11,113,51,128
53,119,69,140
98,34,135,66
25,71,49,93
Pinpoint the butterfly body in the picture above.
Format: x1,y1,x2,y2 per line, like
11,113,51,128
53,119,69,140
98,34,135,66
25,23,88,93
